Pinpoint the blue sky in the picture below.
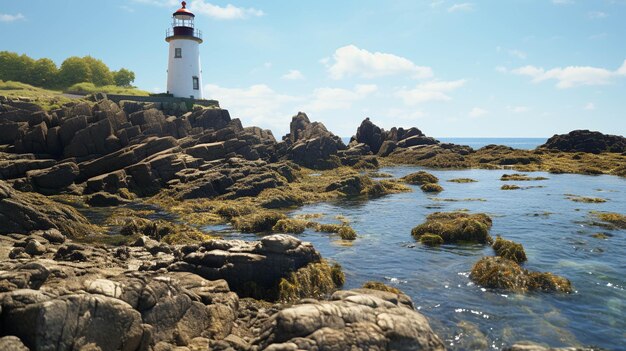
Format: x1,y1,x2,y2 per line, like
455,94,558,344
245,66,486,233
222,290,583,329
1,0,625,138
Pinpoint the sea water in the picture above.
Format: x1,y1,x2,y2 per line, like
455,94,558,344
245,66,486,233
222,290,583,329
340,137,547,150
212,166,626,350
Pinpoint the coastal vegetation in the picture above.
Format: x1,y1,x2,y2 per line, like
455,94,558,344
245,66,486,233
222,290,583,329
411,212,493,244
0,51,136,89
492,236,527,263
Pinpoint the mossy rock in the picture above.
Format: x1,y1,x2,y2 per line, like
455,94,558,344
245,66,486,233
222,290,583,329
420,183,444,193
278,261,345,302
492,236,527,263
593,212,626,229
337,226,357,240
447,178,477,183
501,184,521,190
272,219,310,234
566,195,607,203
401,171,439,185
470,256,572,293
232,211,286,233
419,233,444,246
411,212,493,244
362,281,401,294
500,173,548,181
119,217,213,245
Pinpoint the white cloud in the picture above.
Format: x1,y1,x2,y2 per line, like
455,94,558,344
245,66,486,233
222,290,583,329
0,13,25,22
191,1,264,20
584,102,595,110
448,3,474,12
509,49,527,60
282,70,305,80
303,84,378,112
430,0,446,8
495,66,508,73
618,60,626,75
512,60,626,88
469,107,488,118
507,106,530,113
395,79,466,105
132,0,263,19
204,84,300,132
588,11,608,19
552,0,573,4
326,45,433,80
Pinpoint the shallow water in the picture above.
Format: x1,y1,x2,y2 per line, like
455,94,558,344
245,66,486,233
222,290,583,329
208,166,626,350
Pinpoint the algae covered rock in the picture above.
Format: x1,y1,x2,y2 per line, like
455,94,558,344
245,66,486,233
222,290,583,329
278,261,345,302
470,256,572,293
411,211,493,244
362,281,401,294
540,129,626,154
493,236,527,263
421,183,444,193
232,211,286,233
401,171,439,185
0,180,93,237
420,233,444,246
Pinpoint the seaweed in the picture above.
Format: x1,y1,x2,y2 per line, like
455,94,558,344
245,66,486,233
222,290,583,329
278,261,345,302
232,211,287,233
419,233,444,246
421,183,444,193
362,281,401,294
492,236,527,263
501,184,521,190
447,178,477,183
411,212,493,244
401,171,439,185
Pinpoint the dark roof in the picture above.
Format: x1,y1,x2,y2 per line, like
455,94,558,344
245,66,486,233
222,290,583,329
173,1,195,17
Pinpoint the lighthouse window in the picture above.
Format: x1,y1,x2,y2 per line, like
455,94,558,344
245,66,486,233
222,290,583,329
192,77,199,90
174,48,182,58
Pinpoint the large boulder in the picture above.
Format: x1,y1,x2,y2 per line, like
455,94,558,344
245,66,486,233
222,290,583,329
145,234,321,300
284,112,345,169
540,130,626,154
27,162,80,190
254,289,445,351
0,180,92,237
354,117,385,154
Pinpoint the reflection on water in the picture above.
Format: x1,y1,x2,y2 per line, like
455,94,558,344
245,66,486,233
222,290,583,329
212,166,625,350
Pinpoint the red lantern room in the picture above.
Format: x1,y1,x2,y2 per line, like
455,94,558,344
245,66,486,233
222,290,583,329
166,1,202,43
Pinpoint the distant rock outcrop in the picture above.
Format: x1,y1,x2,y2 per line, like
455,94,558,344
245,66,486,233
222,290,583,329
540,129,626,154
284,112,346,169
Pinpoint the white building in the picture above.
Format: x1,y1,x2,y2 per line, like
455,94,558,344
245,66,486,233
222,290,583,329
166,1,203,99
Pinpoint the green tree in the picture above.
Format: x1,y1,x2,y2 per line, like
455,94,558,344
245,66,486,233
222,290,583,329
0,51,34,83
82,56,114,86
58,56,92,88
30,58,58,88
113,68,135,87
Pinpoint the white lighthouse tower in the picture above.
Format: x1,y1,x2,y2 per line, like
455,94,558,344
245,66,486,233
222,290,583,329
166,1,203,99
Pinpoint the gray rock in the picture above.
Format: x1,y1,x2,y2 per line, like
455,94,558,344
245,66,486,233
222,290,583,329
24,240,46,256
254,289,445,351
27,162,79,190
0,336,29,351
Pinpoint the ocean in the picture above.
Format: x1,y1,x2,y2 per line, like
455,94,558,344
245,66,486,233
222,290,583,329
341,137,547,150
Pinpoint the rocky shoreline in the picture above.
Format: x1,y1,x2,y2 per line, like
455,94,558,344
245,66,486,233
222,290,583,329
1,93,622,350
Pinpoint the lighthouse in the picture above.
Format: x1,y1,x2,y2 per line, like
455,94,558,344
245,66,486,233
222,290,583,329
166,1,203,99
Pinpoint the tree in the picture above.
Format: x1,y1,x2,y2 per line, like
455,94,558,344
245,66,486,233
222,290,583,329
30,58,58,88
0,51,34,83
113,68,135,87
57,57,92,88
82,56,114,86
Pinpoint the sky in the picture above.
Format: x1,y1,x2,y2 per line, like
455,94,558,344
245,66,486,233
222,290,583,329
1,0,625,138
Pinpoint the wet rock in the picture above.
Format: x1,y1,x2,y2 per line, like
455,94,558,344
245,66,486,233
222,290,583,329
503,341,601,351
540,130,626,154
401,171,439,185
470,256,572,293
0,180,92,237
87,192,131,207
254,289,445,351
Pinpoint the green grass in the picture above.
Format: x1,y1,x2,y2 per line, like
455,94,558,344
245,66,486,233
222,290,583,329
0,80,73,110
66,82,150,96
